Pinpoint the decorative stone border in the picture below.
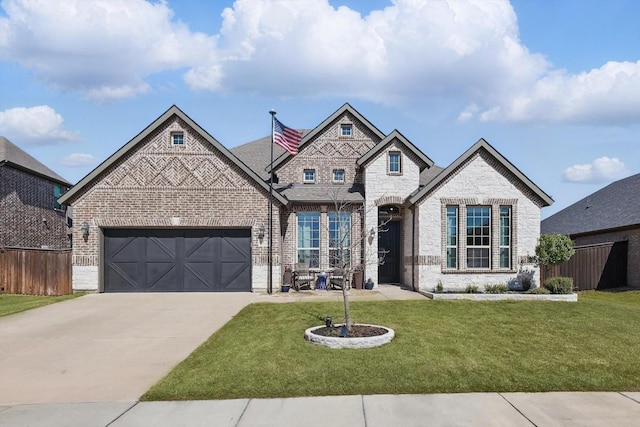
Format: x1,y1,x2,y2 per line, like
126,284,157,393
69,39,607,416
304,324,395,349
420,292,578,302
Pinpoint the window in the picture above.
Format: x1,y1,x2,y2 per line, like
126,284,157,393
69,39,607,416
388,151,401,174
303,169,315,183
171,132,184,145
499,206,511,268
329,212,351,268
53,184,64,210
466,206,490,269
340,124,352,137
446,206,458,268
298,212,320,268
332,169,345,183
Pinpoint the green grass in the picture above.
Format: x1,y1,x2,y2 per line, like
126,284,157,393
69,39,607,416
142,291,640,401
0,293,85,317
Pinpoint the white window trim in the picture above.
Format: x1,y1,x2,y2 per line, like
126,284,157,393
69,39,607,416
171,132,184,145
499,206,511,269
340,123,353,138
388,151,402,175
332,169,345,184
297,212,320,268
303,169,316,183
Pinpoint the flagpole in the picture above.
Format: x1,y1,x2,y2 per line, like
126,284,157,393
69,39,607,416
268,110,276,295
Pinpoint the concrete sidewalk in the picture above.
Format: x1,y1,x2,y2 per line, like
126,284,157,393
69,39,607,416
1,392,639,426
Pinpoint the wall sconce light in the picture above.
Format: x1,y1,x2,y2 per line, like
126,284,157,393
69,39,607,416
369,227,375,238
258,225,265,239
81,222,90,238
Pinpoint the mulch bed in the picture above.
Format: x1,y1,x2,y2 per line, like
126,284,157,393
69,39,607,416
312,324,387,338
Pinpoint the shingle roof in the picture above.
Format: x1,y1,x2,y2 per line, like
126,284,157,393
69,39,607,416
541,172,640,236
0,136,70,185
419,165,444,186
357,129,434,169
275,183,365,203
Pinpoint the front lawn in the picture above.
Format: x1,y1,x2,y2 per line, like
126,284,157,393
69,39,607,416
142,291,640,400
0,293,84,317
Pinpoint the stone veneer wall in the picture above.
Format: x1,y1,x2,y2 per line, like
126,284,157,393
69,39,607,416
68,116,278,292
363,141,422,286
0,165,70,249
573,228,640,288
415,151,543,292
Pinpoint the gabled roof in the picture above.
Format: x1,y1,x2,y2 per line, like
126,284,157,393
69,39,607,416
541,172,640,236
0,136,70,186
408,138,553,206
269,103,386,172
356,129,434,169
58,105,288,206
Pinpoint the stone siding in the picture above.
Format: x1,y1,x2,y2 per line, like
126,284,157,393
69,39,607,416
416,152,542,292
363,141,422,285
67,116,277,291
0,165,70,249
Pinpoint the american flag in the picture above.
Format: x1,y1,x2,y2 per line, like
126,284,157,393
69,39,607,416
273,117,303,156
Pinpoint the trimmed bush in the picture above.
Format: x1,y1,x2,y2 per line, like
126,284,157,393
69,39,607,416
544,277,574,294
465,285,480,294
484,284,509,294
527,287,551,294
521,276,532,291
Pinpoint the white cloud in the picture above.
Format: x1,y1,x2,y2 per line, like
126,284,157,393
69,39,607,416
58,153,97,167
1,0,638,125
0,105,80,143
563,157,628,183
0,0,217,102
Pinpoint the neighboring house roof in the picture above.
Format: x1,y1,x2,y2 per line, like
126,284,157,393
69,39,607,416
541,172,640,236
276,183,365,203
58,105,288,206
0,136,70,186
408,138,553,207
357,129,434,169
269,103,386,173
419,164,445,186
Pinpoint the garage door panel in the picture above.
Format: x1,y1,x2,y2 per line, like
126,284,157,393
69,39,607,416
104,229,251,292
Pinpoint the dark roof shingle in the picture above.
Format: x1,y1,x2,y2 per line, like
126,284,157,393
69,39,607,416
0,136,70,185
541,172,640,235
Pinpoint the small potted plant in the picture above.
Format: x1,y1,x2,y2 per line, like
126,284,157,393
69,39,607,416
283,265,293,285
364,278,374,290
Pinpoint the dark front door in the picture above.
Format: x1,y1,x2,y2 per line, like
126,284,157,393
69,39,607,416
104,229,251,292
378,220,401,283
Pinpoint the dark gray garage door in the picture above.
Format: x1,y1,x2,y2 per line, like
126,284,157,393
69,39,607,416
104,229,251,292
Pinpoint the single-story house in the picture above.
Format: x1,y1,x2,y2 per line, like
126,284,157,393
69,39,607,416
541,173,640,289
1,136,71,249
59,104,552,293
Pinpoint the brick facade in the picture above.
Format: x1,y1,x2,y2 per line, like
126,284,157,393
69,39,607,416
67,116,278,292
0,165,70,249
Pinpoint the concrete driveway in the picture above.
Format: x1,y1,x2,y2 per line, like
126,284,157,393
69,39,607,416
0,293,258,405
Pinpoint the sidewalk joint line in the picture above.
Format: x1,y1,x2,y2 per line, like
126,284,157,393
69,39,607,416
498,393,537,427
105,401,138,426
361,395,368,427
619,392,640,404
234,398,251,427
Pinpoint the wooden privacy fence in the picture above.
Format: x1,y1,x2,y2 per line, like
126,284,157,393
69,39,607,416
541,241,628,291
0,247,72,295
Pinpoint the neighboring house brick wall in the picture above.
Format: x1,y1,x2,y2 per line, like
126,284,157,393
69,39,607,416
68,117,277,292
363,141,422,285
0,165,70,249
572,228,640,288
277,112,379,184
416,152,541,292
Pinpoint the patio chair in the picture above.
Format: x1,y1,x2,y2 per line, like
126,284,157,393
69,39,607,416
293,263,314,291
329,268,349,290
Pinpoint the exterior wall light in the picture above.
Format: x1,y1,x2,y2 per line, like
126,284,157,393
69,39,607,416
258,225,265,240
369,227,375,238
81,223,90,238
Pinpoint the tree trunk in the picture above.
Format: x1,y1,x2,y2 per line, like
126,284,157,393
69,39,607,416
342,284,352,331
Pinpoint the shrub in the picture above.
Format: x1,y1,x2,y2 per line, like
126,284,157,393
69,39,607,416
521,276,532,291
484,284,509,294
465,285,480,294
435,280,444,293
544,277,574,294
527,287,550,294
535,234,575,268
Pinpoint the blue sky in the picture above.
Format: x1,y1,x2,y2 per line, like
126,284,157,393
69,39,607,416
1,0,639,218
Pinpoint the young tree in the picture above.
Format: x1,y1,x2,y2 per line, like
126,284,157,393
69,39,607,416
535,234,575,280
326,187,388,332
